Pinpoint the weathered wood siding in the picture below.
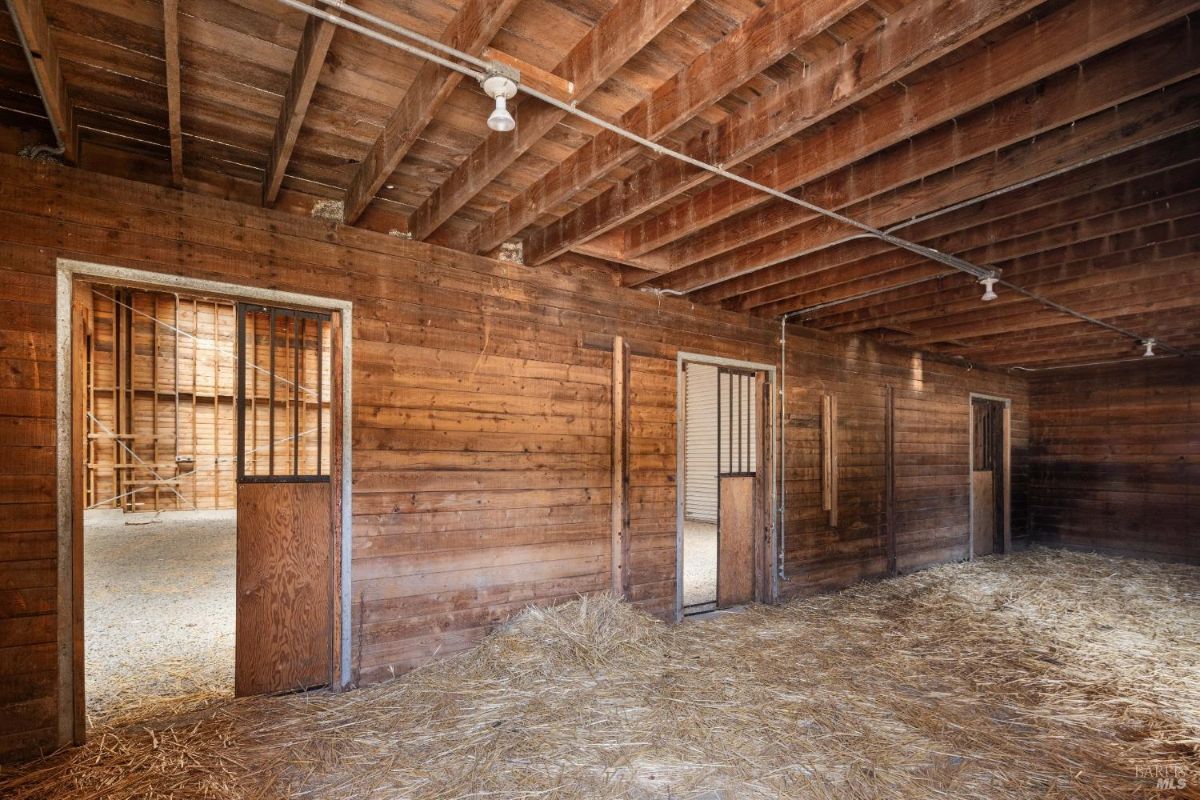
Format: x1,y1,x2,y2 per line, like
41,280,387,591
781,337,1030,595
1029,359,1198,563
0,156,1027,760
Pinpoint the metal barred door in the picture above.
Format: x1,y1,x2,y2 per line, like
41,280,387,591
234,304,334,696
716,368,756,608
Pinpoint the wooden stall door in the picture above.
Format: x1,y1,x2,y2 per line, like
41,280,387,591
972,471,995,557
718,476,755,606
236,483,331,695
235,304,334,696
716,368,757,607
971,398,1005,558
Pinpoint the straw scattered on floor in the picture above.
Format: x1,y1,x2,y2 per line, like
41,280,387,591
2,548,1198,799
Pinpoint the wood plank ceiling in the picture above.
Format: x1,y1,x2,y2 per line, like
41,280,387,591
0,0,1195,370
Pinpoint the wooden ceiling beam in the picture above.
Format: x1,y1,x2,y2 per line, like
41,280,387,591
741,163,1200,315
162,0,183,188
404,0,697,242
5,0,75,163
262,3,340,206
880,265,1200,347
945,317,1200,365
779,218,1200,329
461,0,871,255
621,0,1200,261
809,225,1200,333
339,0,519,222
654,19,1200,271
814,231,1200,333
524,0,1047,266
649,77,1200,294
711,130,1200,307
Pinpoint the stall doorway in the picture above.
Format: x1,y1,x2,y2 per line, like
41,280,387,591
970,395,1011,557
80,286,241,722
680,361,769,615
62,263,349,745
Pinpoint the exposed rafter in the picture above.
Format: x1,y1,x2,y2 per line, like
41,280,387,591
723,131,1200,312
743,161,1200,317
624,0,1200,269
5,0,75,163
263,3,340,206
456,0,870,255
162,0,183,188
404,0,698,242
649,78,1200,294
522,0,1047,265
340,0,520,223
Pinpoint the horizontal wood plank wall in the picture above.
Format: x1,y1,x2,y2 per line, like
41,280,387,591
0,155,1025,760
781,336,1029,595
87,289,239,511
1028,359,1198,563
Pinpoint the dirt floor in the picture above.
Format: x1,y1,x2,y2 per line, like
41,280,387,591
83,508,236,723
4,548,1198,799
682,519,718,608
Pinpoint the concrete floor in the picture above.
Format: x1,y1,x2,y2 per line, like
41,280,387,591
84,508,236,721
683,520,718,609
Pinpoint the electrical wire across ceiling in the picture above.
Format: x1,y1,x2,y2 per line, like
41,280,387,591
273,0,1190,362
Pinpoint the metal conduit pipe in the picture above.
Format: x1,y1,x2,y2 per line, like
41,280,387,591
276,0,999,286
276,0,1194,568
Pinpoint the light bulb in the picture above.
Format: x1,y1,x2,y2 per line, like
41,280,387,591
979,277,998,302
1142,339,1156,357
487,95,515,132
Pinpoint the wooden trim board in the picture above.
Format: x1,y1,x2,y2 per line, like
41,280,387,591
674,352,777,621
55,259,353,747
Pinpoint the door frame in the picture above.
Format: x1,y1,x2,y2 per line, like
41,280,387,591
55,259,354,747
675,352,777,621
967,392,1011,560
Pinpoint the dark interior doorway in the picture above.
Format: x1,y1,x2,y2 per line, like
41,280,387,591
682,363,761,615
971,397,1008,557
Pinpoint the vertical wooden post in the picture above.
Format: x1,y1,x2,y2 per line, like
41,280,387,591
1002,402,1012,554
821,394,838,528
70,284,88,742
885,385,897,577
610,336,629,597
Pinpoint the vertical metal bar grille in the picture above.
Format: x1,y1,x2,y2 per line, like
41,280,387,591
717,367,756,477
237,303,332,483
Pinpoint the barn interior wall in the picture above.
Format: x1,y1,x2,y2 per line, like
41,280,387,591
86,288,240,512
0,156,1028,761
1028,359,1199,563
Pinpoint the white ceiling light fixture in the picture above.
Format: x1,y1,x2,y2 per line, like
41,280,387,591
978,276,999,302
1141,338,1157,357
481,69,518,133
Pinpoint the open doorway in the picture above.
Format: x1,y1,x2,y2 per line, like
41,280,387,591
680,361,768,615
970,395,1011,558
73,278,339,732
81,287,240,722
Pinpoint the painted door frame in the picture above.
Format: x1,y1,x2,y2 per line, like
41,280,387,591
967,392,1012,560
55,259,354,747
675,352,777,621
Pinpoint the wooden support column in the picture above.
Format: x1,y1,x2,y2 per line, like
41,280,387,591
885,385,896,576
610,336,630,597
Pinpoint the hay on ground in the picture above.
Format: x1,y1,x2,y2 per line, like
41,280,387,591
2,548,1197,799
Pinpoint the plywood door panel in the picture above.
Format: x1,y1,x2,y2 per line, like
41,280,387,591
236,481,332,696
718,476,754,607
972,470,995,557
